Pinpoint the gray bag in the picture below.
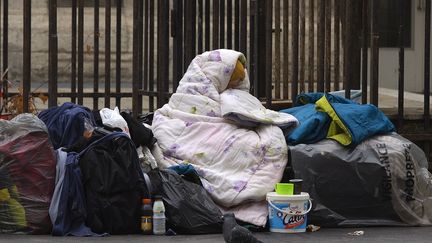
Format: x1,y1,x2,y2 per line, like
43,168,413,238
289,133,432,227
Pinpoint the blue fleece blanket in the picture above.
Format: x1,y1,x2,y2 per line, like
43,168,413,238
38,102,95,149
280,93,395,146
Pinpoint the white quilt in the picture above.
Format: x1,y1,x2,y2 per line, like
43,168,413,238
152,49,298,226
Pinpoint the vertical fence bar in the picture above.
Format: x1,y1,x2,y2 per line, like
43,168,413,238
425,0,431,129
345,0,354,99
173,0,183,90
115,0,121,108
198,0,204,53
213,0,220,49
291,0,299,101
149,0,155,111
138,0,143,111
240,0,247,55
144,0,148,92
317,0,325,92
325,0,331,92
77,0,84,105
340,0,346,88
397,0,404,129
2,0,8,103
234,0,240,50
220,0,225,48
250,0,257,96
370,35,379,105
185,0,196,66
227,0,233,49
158,0,169,107
105,0,111,107
23,0,31,112
132,0,140,116
370,0,378,106
275,0,281,99
265,0,273,107
334,0,340,91
257,0,265,98
282,0,289,99
361,0,368,104
48,0,58,108
71,0,77,103
205,0,210,51
299,0,305,92
308,0,314,93
93,0,100,110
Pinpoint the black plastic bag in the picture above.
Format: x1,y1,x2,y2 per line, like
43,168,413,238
289,133,432,227
147,169,223,234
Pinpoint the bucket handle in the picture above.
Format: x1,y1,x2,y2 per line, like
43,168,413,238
267,199,313,215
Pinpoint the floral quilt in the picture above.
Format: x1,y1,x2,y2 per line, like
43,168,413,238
151,49,298,226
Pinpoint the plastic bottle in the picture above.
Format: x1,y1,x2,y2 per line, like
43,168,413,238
141,198,153,234
152,196,166,235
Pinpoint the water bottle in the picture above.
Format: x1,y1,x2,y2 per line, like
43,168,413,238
152,195,166,235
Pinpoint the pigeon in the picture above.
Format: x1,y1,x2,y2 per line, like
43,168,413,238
223,213,264,243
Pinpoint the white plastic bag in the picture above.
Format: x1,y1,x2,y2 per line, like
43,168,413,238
99,107,130,136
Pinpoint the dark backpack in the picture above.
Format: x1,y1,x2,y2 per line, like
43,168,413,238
78,132,146,234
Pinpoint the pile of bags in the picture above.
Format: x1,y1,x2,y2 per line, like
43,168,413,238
1,102,223,236
1,49,432,237
281,93,432,227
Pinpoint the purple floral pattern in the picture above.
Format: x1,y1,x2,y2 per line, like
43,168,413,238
209,50,222,62
164,143,180,157
223,135,237,153
206,110,217,117
233,180,248,192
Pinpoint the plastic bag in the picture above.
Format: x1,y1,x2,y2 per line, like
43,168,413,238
289,133,432,227
99,107,130,136
0,114,56,234
147,169,223,234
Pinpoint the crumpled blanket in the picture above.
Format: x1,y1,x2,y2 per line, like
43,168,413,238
281,92,395,146
151,49,298,226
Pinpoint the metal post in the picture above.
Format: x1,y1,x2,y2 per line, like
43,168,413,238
361,0,368,104
49,0,58,108
291,0,299,101
77,0,84,105
425,0,431,129
2,0,8,105
94,0,100,110
370,0,379,106
23,0,31,112
105,0,111,107
132,0,140,116
398,0,405,129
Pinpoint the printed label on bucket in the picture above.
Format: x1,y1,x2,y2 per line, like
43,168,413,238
268,201,308,231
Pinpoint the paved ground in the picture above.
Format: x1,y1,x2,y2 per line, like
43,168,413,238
1,227,432,243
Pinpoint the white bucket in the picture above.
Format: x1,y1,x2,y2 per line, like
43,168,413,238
266,192,312,233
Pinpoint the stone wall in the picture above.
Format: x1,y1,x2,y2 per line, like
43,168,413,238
2,0,134,91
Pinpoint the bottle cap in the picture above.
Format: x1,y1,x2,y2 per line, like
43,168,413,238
142,198,152,204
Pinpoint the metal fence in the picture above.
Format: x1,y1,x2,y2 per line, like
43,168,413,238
1,1,431,146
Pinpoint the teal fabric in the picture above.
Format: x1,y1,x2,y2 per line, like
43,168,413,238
281,93,395,146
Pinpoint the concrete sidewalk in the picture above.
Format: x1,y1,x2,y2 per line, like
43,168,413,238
1,227,432,243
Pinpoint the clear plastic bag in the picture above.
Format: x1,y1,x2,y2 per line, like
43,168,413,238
0,114,56,234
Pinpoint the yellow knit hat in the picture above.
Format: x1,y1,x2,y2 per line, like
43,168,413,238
227,60,245,88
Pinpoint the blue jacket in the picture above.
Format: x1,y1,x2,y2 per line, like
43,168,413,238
38,102,95,149
281,93,395,146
